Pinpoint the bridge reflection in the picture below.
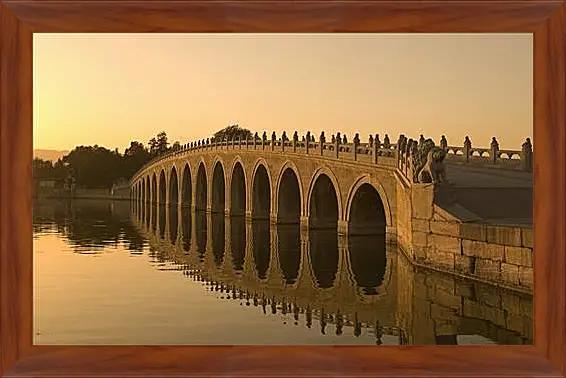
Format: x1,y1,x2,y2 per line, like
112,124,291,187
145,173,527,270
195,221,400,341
131,201,533,345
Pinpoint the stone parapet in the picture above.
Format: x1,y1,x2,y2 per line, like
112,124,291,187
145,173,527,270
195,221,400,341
409,205,533,293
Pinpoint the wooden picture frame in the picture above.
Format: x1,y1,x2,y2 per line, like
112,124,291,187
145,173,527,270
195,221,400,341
1,1,564,377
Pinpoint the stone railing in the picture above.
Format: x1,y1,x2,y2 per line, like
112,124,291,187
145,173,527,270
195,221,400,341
130,131,533,186
438,135,533,172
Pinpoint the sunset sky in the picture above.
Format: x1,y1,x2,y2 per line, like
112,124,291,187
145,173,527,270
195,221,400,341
33,33,533,152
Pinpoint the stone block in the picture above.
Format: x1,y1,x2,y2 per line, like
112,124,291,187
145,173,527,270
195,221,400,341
504,246,533,268
414,245,428,264
523,318,533,341
412,231,428,247
431,290,462,311
412,219,430,233
519,267,534,289
413,297,432,315
430,220,461,238
520,297,533,318
462,240,504,261
411,185,434,220
475,283,502,308
462,298,483,319
474,258,502,281
501,262,520,286
413,280,429,299
460,223,487,242
430,303,460,320
430,234,462,254
455,254,475,275
486,225,522,247
501,292,521,315
521,228,533,248
427,250,455,270
454,280,476,299
425,274,456,294
506,314,526,333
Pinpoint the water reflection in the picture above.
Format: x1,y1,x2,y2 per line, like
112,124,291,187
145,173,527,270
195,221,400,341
181,208,191,252
348,235,387,295
230,216,246,272
309,229,339,289
169,203,178,245
33,199,534,346
211,213,225,266
252,220,270,280
276,224,301,284
195,210,207,261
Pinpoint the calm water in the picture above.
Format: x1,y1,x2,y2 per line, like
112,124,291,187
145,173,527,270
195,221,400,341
34,199,533,345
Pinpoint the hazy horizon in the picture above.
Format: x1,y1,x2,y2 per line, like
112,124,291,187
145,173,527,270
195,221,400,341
34,33,533,152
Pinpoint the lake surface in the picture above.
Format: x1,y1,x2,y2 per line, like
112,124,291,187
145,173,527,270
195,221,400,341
34,199,533,345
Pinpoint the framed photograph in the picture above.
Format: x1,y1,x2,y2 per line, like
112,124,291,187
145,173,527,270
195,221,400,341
1,1,564,378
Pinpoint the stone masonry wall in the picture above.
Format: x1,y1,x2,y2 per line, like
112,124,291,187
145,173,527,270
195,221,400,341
409,185,533,293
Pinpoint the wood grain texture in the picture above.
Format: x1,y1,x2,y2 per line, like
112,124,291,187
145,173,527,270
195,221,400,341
533,2,566,374
2,1,562,33
0,2,33,377
0,0,565,377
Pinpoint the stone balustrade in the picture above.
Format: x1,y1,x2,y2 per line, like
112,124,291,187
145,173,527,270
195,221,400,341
131,131,533,185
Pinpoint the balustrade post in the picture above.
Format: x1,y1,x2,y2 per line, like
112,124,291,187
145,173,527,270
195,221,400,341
463,136,472,163
383,134,391,149
490,137,499,164
271,132,276,151
353,133,360,161
372,134,379,164
521,138,533,172
281,131,287,152
335,132,341,158
440,135,448,152
405,139,413,177
319,131,325,156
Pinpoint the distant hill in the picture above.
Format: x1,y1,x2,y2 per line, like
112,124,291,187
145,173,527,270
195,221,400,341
34,149,69,162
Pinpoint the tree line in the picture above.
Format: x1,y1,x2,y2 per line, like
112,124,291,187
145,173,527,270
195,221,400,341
33,125,252,189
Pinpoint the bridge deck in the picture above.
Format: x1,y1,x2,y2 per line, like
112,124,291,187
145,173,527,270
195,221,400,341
437,163,533,227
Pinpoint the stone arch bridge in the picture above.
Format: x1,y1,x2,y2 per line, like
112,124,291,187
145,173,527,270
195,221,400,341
129,131,533,272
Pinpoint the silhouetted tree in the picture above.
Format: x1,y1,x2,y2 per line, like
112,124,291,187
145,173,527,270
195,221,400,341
213,124,252,141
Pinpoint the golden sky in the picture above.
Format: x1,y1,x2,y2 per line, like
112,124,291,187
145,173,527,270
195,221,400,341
33,33,532,152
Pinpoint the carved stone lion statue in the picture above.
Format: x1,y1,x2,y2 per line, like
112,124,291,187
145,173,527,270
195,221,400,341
412,139,447,184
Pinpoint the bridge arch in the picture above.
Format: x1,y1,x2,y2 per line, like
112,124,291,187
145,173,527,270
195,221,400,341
251,158,273,219
151,172,158,203
306,166,343,228
275,161,304,224
158,169,167,205
169,166,179,206
181,162,192,208
211,157,226,213
195,159,207,211
230,156,247,216
345,175,392,230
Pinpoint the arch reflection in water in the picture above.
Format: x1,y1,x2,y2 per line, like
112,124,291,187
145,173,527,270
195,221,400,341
129,208,533,346
180,208,191,252
230,216,246,272
252,219,270,280
168,204,178,245
158,204,166,240
195,210,207,261
211,212,225,266
347,234,387,295
276,223,301,284
309,229,339,289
